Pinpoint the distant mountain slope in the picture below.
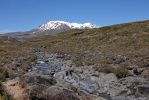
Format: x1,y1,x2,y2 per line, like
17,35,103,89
38,21,97,30
2,21,97,40
25,20,149,68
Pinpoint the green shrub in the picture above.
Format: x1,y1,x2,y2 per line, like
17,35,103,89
73,57,83,67
84,60,95,66
100,65,129,78
114,66,129,78
100,65,114,73
0,68,9,81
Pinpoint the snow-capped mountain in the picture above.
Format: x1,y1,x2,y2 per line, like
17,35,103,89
2,21,98,40
38,21,97,31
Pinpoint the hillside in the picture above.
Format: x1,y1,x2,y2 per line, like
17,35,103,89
25,20,149,69
0,20,149,100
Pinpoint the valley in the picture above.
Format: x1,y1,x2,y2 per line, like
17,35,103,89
0,20,149,100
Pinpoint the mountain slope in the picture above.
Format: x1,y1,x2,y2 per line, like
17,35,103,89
25,20,149,68
39,21,97,30
2,21,97,40
1,20,149,79
0,20,149,100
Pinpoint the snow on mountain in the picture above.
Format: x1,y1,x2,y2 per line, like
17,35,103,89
2,21,98,40
38,21,97,31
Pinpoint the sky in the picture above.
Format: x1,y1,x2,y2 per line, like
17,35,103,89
0,0,149,33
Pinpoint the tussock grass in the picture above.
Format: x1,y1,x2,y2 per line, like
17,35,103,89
0,20,149,80
25,20,149,68
0,20,149,99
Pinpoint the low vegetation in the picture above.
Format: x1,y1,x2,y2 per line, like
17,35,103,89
98,64,129,78
0,20,149,79
0,36,37,99
25,20,149,68
0,20,149,99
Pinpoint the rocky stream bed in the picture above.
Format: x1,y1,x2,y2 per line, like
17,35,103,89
3,52,149,100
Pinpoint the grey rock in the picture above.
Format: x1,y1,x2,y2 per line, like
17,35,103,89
112,95,149,100
137,82,149,96
79,79,99,94
5,52,149,100
20,75,57,86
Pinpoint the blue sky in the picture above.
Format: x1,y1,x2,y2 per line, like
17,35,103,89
0,0,149,33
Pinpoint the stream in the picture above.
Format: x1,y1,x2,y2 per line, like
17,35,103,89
4,52,149,100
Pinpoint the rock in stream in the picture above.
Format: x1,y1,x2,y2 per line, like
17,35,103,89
4,52,149,100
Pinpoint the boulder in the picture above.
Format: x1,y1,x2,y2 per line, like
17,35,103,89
19,75,57,87
137,82,149,96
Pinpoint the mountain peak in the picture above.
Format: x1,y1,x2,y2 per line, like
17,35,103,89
2,21,99,40
38,21,98,31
